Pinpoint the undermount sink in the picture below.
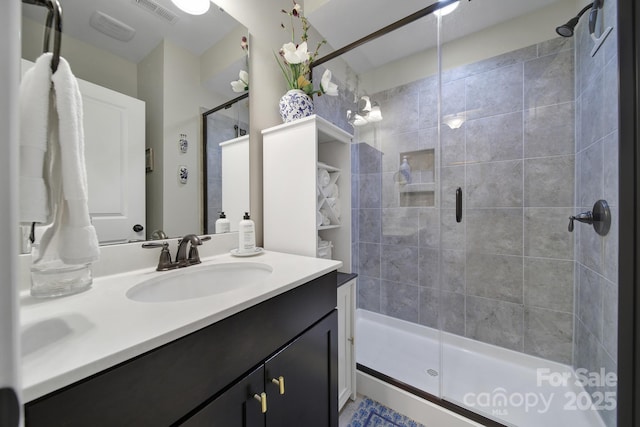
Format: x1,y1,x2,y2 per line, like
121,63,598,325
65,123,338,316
126,262,273,303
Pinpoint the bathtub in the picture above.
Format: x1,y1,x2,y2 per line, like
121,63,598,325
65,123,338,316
356,309,608,427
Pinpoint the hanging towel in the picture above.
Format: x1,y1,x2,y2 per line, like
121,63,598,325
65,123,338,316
19,54,52,224
20,53,100,265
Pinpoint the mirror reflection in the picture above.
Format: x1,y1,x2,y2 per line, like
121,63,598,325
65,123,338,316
21,0,249,245
203,94,250,234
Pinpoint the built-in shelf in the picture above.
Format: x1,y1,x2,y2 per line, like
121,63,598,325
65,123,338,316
317,161,340,172
399,182,436,193
263,115,352,273
318,225,340,231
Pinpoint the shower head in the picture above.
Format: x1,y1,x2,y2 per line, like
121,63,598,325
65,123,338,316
555,3,592,37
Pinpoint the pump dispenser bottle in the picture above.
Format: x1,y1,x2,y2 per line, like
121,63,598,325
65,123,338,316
238,212,256,253
215,211,230,234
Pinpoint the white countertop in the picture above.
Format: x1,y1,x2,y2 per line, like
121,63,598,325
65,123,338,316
20,250,341,402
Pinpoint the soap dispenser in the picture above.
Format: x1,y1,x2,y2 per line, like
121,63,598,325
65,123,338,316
400,156,412,184
215,211,230,234
238,212,256,253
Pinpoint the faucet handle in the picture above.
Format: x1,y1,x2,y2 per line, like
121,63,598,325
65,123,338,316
187,235,212,265
142,241,175,271
568,211,593,232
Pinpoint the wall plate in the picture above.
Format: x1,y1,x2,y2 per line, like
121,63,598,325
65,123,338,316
179,133,188,153
178,165,188,184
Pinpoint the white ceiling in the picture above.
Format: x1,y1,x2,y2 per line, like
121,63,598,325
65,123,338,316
22,0,240,64
307,0,565,73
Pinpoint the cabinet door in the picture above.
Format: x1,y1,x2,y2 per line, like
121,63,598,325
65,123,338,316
181,366,266,427
265,311,338,427
337,280,356,409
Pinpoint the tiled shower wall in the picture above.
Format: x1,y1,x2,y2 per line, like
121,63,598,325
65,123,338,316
573,2,618,426
353,37,578,365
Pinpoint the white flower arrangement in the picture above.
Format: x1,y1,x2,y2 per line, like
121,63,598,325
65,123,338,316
275,1,338,97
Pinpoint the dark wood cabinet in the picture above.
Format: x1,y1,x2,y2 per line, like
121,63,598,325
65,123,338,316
181,365,266,427
265,312,338,427
184,311,338,427
25,271,338,427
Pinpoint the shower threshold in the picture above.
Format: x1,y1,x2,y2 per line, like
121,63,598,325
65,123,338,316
356,309,608,427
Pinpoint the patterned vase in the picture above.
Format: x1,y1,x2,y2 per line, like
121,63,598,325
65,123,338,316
279,89,314,123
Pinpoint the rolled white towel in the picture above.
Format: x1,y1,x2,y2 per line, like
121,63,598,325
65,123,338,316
317,168,330,186
329,198,341,218
320,208,331,225
322,183,339,198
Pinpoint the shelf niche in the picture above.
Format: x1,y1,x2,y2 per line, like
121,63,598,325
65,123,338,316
398,148,435,207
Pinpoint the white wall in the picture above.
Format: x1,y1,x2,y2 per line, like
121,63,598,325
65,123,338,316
21,16,138,98
201,24,248,85
139,42,165,239
1,0,22,424
162,40,215,237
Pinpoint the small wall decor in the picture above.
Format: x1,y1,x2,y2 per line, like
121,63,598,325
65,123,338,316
178,165,188,184
145,147,154,173
179,134,188,153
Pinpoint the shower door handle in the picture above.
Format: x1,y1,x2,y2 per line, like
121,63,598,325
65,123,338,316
456,187,462,223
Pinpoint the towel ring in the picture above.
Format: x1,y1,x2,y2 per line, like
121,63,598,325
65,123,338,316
22,0,63,73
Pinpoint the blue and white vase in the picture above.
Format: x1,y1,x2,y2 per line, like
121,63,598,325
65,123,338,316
279,89,314,123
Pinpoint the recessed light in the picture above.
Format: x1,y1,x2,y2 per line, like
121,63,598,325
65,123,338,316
171,0,210,16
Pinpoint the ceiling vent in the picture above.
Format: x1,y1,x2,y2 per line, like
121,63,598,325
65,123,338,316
89,11,136,42
132,0,179,24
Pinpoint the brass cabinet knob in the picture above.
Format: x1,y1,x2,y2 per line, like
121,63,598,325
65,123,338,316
253,392,267,413
271,376,285,395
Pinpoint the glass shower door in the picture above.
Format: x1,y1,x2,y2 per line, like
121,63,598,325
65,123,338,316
437,1,619,426
333,10,445,399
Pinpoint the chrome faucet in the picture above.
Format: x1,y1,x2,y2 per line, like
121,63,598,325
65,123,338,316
142,234,211,271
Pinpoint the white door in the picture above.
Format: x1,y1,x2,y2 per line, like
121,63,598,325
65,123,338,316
21,60,146,244
79,79,145,244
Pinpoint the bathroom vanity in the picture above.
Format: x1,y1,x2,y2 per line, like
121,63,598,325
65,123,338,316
20,250,340,426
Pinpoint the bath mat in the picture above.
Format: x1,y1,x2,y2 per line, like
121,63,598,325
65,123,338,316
348,397,426,427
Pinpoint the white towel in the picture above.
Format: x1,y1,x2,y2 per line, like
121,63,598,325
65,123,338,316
317,168,331,187
21,53,100,265
19,54,52,224
322,183,339,198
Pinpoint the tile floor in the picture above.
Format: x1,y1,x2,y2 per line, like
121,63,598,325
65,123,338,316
338,395,364,427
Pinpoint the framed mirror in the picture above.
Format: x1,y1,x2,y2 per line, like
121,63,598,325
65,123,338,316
21,0,249,245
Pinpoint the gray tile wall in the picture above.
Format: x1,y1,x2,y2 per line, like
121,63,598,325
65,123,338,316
573,4,618,426
353,37,578,364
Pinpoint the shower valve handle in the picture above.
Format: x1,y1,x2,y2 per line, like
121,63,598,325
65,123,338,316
568,211,593,232
567,200,611,236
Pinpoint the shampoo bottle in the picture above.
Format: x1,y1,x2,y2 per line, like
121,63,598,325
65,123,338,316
215,211,230,234
238,212,256,253
400,156,412,184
